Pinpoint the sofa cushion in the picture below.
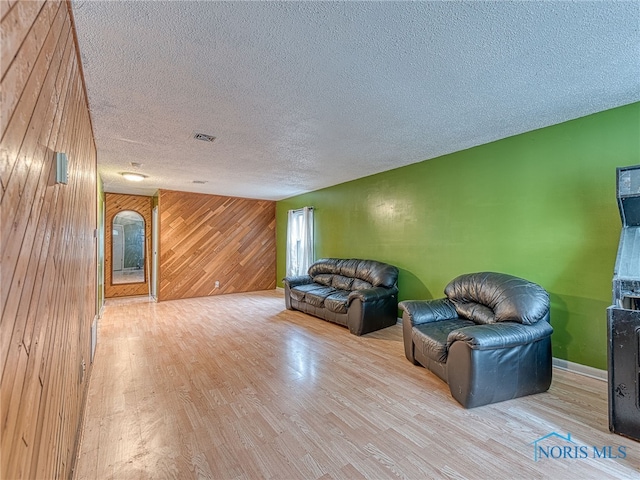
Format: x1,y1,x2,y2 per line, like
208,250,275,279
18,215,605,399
338,259,361,278
354,259,398,289
352,278,373,291
331,275,354,291
305,286,337,308
324,290,350,314
290,283,327,302
314,274,334,287
309,258,341,276
412,318,475,363
308,258,399,289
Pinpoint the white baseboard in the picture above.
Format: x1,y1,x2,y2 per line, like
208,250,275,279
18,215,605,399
397,308,606,381
284,303,606,381
275,286,285,292
553,357,607,381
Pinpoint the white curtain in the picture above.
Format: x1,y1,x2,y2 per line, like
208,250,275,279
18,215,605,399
286,206,314,277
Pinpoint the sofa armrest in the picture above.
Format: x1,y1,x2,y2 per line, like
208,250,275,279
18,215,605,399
446,320,553,407
347,287,398,336
283,275,313,288
283,275,313,310
447,320,553,350
399,299,457,326
348,286,397,304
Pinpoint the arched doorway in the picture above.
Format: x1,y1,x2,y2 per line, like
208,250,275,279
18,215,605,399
105,193,152,298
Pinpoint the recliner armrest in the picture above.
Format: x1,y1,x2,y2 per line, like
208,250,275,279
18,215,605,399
283,275,313,288
399,299,457,326
348,286,398,304
447,320,553,350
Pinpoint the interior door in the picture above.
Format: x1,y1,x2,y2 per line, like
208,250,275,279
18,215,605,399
151,206,158,298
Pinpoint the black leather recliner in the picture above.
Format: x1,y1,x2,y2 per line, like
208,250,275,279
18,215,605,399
399,272,553,408
283,258,399,335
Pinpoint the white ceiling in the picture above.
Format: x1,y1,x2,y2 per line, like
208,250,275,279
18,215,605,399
71,1,640,201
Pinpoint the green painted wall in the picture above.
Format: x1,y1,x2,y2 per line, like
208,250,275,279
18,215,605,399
276,102,640,370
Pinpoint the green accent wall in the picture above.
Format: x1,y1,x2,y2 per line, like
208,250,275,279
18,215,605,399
276,102,640,370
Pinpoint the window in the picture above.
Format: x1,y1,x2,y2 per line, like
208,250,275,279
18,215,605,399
286,207,314,277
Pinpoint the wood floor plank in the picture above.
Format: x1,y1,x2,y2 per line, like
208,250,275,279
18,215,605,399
74,291,640,479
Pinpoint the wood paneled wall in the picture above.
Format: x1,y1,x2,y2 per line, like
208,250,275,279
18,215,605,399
158,190,276,301
1,1,97,478
104,193,152,298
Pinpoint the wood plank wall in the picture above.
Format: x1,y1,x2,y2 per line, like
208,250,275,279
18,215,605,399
158,190,276,301
1,1,97,478
104,193,152,298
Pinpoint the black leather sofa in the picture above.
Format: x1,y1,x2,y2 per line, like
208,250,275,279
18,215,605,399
283,258,399,335
399,272,552,408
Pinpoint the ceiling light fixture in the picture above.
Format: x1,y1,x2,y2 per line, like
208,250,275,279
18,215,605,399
121,172,147,182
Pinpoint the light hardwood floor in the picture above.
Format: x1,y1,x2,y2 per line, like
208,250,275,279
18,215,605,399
73,290,639,479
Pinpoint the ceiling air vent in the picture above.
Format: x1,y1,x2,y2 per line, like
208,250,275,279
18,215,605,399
193,132,216,143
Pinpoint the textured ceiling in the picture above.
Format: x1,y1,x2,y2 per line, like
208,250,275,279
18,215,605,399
71,1,640,201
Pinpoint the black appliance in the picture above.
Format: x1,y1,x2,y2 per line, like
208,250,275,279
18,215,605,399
607,165,640,441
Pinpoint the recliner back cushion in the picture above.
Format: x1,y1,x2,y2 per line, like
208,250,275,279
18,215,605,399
444,272,549,325
454,302,496,325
